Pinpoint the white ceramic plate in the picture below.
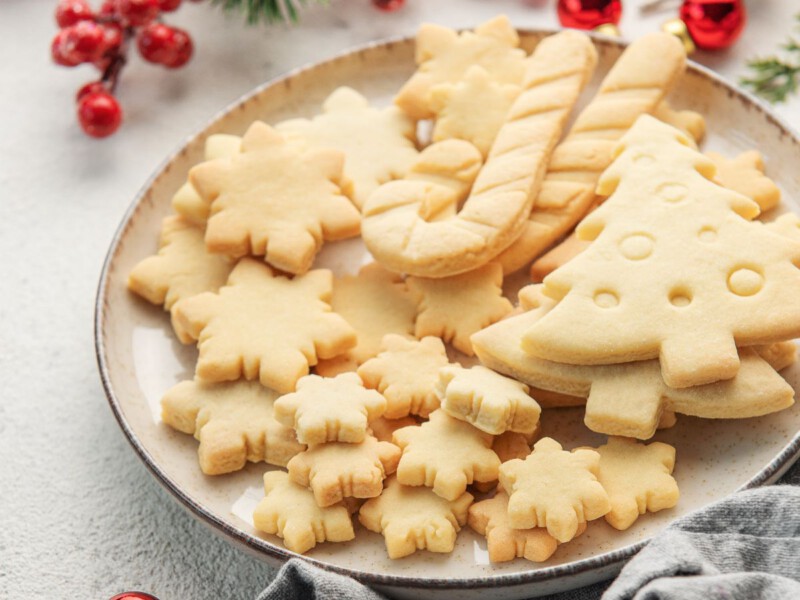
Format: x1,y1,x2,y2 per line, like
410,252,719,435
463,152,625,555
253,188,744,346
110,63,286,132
95,30,800,600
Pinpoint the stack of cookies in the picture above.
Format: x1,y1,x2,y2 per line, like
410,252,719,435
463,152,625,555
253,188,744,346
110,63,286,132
126,14,798,564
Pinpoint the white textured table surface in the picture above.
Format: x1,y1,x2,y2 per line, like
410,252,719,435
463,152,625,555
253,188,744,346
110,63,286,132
2,1,799,599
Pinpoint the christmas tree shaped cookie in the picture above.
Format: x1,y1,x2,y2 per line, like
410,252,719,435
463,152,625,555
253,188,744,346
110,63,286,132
160,379,305,475
499,438,610,542
393,409,501,500
253,471,355,554
394,15,526,120
522,115,800,388
276,87,419,209
287,434,401,507
189,121,360,275
358,475,473,559
273,373,386,445
315,263,417,377
173,258,356,393
127,215,233,343
357,335,450,419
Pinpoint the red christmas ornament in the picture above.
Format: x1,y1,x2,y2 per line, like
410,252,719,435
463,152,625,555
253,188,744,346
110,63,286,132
109,594,159,600
372,0,405,12
77,91,123,138
557,0,622,30
679,0,745,51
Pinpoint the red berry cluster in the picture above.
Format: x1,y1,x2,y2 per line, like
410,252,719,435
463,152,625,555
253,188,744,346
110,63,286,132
51,0,196,138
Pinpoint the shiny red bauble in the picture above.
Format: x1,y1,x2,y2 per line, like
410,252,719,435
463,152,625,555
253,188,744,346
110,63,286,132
557,0,622,30
77,91,123,138
680,0,746,50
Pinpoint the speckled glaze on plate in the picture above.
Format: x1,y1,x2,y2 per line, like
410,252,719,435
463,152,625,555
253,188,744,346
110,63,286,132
95,30,800,600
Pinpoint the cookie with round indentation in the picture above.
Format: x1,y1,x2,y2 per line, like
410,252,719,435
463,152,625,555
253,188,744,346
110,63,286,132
521,115,800,389
172,258,356,393
358,475,473,559
499,437,610,542
273,372,387,445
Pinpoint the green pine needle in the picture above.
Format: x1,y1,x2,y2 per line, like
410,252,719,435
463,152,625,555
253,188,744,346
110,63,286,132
741,15,800,103
209,0,329,25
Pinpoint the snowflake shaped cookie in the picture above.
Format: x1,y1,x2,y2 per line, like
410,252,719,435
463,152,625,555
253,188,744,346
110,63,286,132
161,379,305,475
189,121,360,274
172,258,356,393
273,372,386,445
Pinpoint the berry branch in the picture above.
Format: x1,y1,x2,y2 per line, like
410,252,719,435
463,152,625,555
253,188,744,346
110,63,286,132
741,14,800,104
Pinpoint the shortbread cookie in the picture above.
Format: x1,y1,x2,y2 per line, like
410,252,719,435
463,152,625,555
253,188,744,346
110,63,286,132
473,430,536,493
395,15,526,120
127,215,233,343
429,65,520,156
276,87,419,209
172,133,242,225
469,492,587,563
273,372,387,445
707,150,781,212
407,262,513,355
593,437,679,530
358,475,473,558
472,285,795,439
393,409,501,500
253,471,355,554
357,335,450,418
756,341,797,371
499,438,610,542
530,232,590,283
161,379,305,475
368,416,419,444
189,121,360,275
654,102,705,144
523,116,800,388
437,365,541,435
364,30,597,278
173,258,356,393
287,434,401,507
496,32,687,273
315,263,417,377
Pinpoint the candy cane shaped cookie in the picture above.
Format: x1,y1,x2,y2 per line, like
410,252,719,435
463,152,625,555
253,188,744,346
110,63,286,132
361,30,597,279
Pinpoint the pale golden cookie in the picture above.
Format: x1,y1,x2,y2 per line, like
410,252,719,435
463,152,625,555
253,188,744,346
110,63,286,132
393,409,501,500
530,232,590,283
395,15,526,120
407,262,513,356
429,65,520,157
437,365,541,435
273,372,386,445
472,285,795,439
472,430,536,493
172,258,356,394
364,30,597,278
161,379,304,475
253,471,355,554
756,341,797,371
497,32,687,273
172,133,242,225
357,335,450,418
358,475,473,559
315,263,417,377
499,437,610,542
593,437,679,530
654,102,706,144
707,150,781,212
189,121,360,275
469,492,587,563
127,215,233,343
369,416,419,443
523,116,800,388
276,87,419,209
287,434,401,507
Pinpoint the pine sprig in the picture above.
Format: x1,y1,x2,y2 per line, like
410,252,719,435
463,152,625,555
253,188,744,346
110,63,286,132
209,0,328,25
741,15,800,103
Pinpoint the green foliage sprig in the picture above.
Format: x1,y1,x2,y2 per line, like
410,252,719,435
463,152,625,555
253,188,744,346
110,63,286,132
209,0,329,25
741,14,800,103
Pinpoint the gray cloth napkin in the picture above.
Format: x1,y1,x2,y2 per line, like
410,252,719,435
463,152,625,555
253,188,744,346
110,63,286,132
255,461,800,600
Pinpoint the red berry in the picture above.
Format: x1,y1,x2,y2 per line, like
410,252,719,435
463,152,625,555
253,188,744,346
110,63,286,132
76,81,107,102
116,0,160,26
63,21,107,63
158,0,182,12
372,0,405,11
51,31,82,66
137,22,175,64
162,28,192,68
77,91,122,138
101,22,124,54
55,0,94,27
99,0,118,17
109,594,159,600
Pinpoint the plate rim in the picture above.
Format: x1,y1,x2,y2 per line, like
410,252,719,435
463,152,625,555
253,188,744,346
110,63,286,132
94,28,800,591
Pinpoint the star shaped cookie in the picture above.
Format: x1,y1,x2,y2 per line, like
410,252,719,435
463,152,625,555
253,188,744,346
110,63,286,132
161,379,305,475
707,150,781,212
358,475,473,558
172,258,356,393
273,372,387,445
189,121,360,275
393,409,501,500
